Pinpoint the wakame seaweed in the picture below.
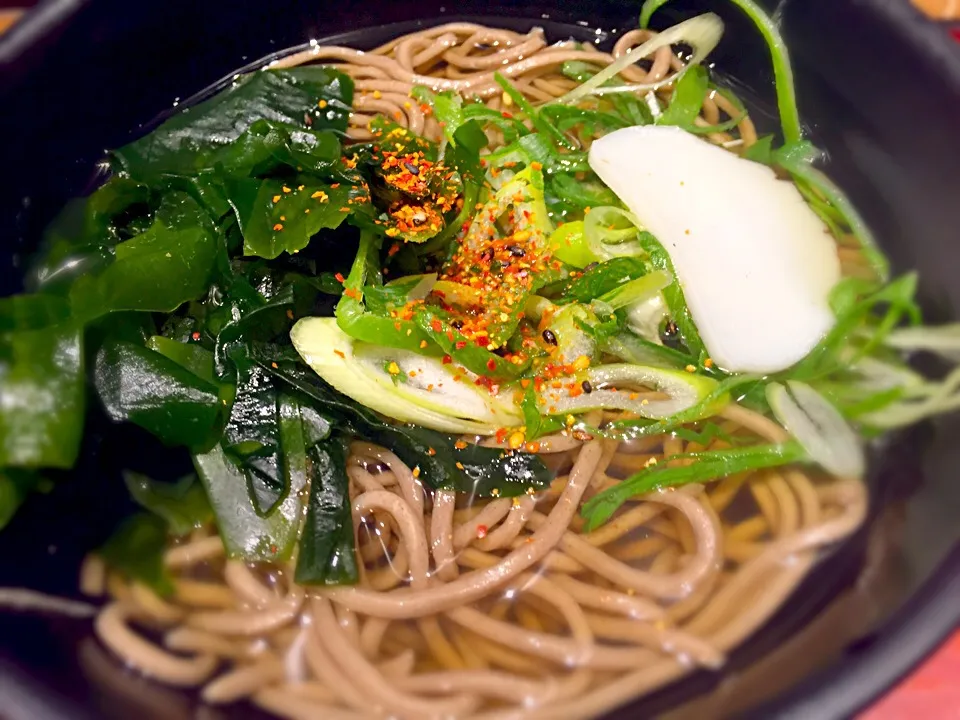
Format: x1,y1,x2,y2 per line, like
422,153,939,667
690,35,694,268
0,64,553,587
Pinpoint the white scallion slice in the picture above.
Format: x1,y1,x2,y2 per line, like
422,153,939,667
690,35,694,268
291,317,521,435
556,13,725,105
883,323,960,362
860,365,960,429
539,363,721,419
584,206,645,261
767,380,865,478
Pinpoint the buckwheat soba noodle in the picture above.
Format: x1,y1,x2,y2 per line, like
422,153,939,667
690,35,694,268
4,2,959,719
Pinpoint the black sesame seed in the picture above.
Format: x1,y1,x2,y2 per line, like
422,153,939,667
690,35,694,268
584,262,599,272
451,320,464,330
542,329,558,346
507,245,526,257
404,162,420,175
581,380,593,393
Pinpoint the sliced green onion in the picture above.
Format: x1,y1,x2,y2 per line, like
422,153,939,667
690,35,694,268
494,73,576,151
595,269,672,311
581,440,807,530
584,206,645,260
883,323,960,362
852,356,925,392
556,14,725,106
545,303,600,364
767,381,865,478
602,330,691,370
641,0,801,145
292,317,519,435
539,363,719,419
548,221,594,269
779,150,890,281
859,365,960,429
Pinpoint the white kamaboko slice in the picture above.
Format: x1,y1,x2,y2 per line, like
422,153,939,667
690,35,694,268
588,125,841,374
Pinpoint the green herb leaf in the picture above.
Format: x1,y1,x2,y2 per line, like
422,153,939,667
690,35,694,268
658,65,709,128
560,257,647,303
336,231,433,352
521,385,564,441
582,440,807,530
229,178,359,260
414,307,529,380
548,173,619,211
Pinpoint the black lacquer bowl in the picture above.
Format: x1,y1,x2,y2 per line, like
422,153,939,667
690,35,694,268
1,1,959,718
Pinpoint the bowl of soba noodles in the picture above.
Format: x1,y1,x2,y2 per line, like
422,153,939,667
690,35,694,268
1,0,959,718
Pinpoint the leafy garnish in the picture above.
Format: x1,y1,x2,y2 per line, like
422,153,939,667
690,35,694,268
581,440,807,530
641,0,801,144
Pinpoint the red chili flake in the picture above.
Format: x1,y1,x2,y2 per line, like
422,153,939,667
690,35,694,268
442,354,453,365
333,350,346,359
427,447,437,456
501,111,513,119
476,525,488,539
430,318,443,332
495,427,508,444
335,272,345,283
191,331,201,341
475,336,490,347
455,341,467,350
387,242,401,257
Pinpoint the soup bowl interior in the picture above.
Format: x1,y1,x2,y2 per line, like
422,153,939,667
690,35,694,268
1,0,959,718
